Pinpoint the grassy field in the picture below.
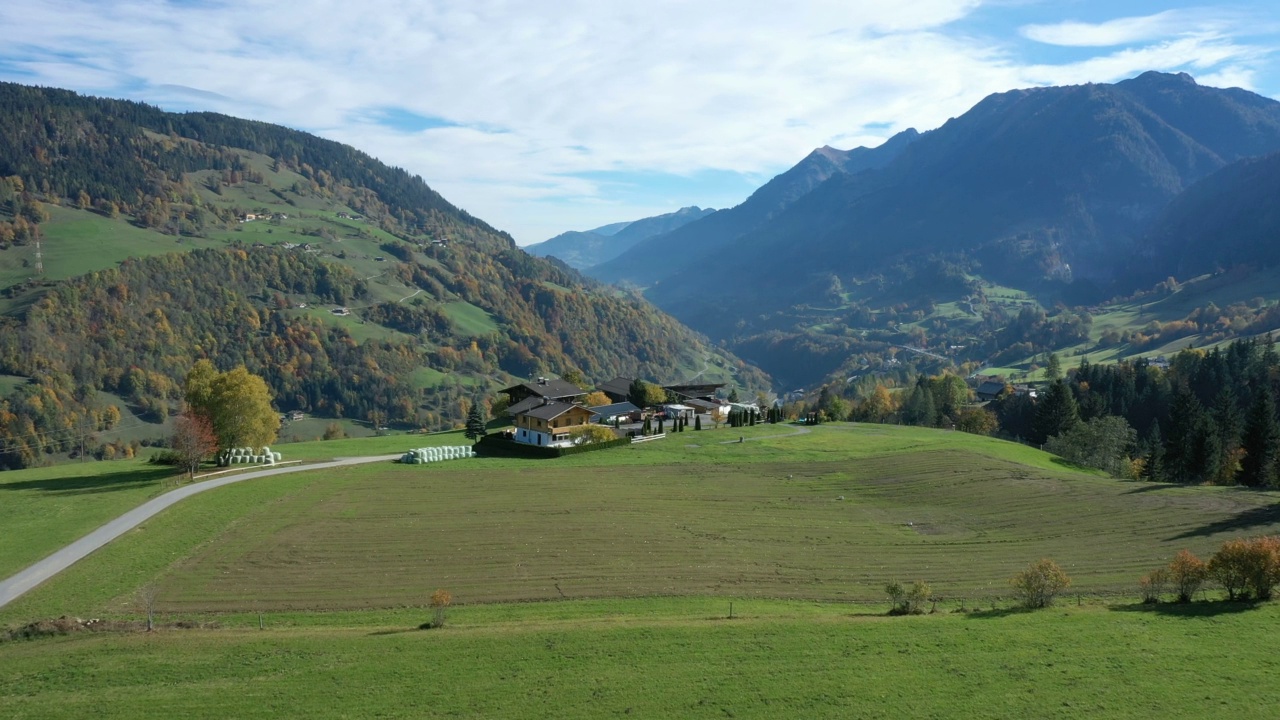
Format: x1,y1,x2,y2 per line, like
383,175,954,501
0,432,469,585
6,423,1280,717
4,598,1280,718
6,424,1280,622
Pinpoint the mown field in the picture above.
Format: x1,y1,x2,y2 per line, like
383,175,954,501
6,423,1280,718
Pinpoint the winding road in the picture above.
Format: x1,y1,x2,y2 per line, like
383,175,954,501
0,454,400,610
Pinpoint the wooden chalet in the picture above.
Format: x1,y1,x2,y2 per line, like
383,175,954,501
510,399,595,448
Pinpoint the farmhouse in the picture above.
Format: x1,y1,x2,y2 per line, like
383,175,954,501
510,399,594,447
664,381,726,402
975,379,1007,402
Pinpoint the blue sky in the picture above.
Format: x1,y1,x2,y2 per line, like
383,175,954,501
2,1,1278,244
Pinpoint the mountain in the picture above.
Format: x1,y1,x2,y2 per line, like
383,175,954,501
1134,150,1280,280
0,82,767,467
589,72,1280,388
524,206,714,269
588,128,919,286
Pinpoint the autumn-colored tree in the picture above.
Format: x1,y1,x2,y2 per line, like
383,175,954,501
184,362,279,451
430,589,452,628
1010,558,1071,609
171,411,218,479
1168,549,1207,602
568,424,617,445
582,391,611,407
1138,567,1169,604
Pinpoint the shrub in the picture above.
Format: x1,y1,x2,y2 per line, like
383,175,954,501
884,580,931,615
1139,567,1169,604
429,589,452,629
1168,549,1207,602
1208,537,1280,601
1010,558,1071,609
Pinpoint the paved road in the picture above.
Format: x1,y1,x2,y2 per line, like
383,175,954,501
0,454,401,610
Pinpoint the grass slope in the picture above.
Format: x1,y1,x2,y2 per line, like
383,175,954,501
6,424,1279,624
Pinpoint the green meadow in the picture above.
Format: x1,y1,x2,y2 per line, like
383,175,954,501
5,424,1280,718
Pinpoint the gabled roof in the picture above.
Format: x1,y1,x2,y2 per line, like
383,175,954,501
518,399,592,422
501,377,585,399
596,376,635,397
589,401,641,417
505,396,547,416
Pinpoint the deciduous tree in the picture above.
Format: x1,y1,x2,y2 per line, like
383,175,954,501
171,411,218,479
1010,558,1071,609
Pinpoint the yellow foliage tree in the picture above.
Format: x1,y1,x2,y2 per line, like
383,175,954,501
184,362,279,451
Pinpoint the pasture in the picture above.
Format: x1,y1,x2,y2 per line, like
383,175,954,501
5,424,1280,624
7,423,1280,719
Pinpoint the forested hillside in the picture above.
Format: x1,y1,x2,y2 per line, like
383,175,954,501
0,83,766,468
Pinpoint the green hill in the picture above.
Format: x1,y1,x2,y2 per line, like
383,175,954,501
0,82,767,467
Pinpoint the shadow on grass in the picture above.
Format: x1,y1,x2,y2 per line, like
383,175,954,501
0,465,173,495
1108,600,1265,618
1167,504,1280,540
961,607,1035,620
1123,482,1181,494
366,627,425,637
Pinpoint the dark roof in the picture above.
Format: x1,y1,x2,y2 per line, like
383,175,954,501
596,376,634,397
518,399,590,422
664,382,726,400
505,396,546,416
589,401,640,417
976,380,1006,396
501,377,585,399
685,398,723,411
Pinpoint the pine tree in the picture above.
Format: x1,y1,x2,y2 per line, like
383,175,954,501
1238,388,1279,487
464,400,486,441
1032,381,1079,445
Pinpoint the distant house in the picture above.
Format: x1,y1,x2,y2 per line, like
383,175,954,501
684,397,725,416
337,212,351,219
511,399,595,448
242,213,257,222
662,403,696,422
589,401,641,424
596,376,635,404
289,410,305,421
975,380,1007,402
331,307,350,316
663,382,726,402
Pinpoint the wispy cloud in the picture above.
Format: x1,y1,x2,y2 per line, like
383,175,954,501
1019,10,1228,47
0,1,1277,242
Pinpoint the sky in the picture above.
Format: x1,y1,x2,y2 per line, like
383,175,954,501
2,1,1279,245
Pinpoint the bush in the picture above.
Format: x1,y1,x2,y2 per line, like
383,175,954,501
1010,558,1071,609
1209,537,1280,601
1168,549,1207,602
1139,567,1169,604
148,450,183,466
885,580,931,615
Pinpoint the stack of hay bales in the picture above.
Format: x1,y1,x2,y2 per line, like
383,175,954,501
219,447,283,466
399,445,477,464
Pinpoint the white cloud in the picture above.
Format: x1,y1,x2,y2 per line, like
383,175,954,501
1020,10,1214,47
0,1,1276,243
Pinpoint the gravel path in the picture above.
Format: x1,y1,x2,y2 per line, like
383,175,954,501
0,454,400,610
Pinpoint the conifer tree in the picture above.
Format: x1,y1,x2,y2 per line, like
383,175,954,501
1239,388,1279,487
464,400,487,441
